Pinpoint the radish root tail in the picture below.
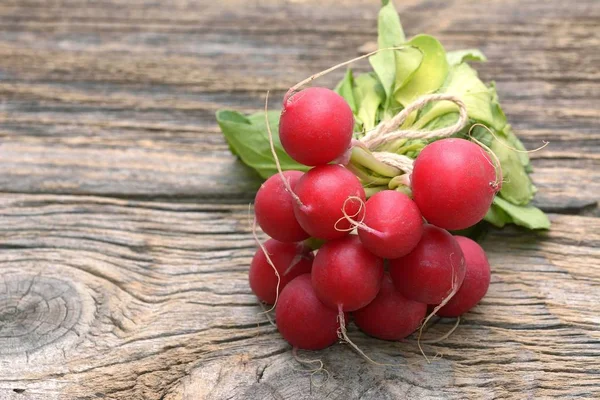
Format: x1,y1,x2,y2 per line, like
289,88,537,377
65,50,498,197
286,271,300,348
258,300,277,327
334,196,383,237
285,46,407,101
417,252,462,363
468,123,548,192
333,196,365,232
469,123,549,153
251,208,281,314
336,306,400,367
420,316,461,344
292,347,330,391
467,124,504,191
264,91,304,208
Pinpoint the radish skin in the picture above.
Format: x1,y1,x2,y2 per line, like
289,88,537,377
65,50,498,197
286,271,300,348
411,138,499,230
249,239,313,304
279,87,354,166
354,275,427,341
293,164,366,241
275,274,343,350
389,225,466,304
437,236,491,317
255,170,309,243
312,235,384,312
357,190,424,259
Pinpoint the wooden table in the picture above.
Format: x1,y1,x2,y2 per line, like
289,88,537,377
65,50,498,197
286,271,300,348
0,0,599,399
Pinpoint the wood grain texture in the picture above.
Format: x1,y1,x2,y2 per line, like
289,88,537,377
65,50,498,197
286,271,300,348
0,0,598,399
0,0,598,208
0,195,599,400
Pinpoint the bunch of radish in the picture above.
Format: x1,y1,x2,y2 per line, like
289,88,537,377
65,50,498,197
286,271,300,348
250,87,496,352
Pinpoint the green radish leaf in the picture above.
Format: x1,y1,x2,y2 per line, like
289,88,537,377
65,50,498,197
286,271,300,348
492,134,537,205
393,47,423,97
446,48,487,66
394,34,449,106
354,72,386,132
393,139,426,158
369,0,405,101
216,109,308,179
378,45,423,120
417,63,507,132
334,68,358,113
304,237,326,251
419,111,460,132
501,124,533,171
466,124,494,147
492,197,551,229
444,64,502,130
484,203,510,228
450,222,488,242
334,68,364,132
489,82,509,139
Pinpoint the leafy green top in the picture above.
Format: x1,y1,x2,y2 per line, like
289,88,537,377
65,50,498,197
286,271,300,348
216,1,550,230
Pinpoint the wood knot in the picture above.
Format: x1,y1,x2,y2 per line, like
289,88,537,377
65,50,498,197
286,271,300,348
0,274,84,356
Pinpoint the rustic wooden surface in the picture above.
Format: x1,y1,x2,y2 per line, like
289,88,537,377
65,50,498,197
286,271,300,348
0,0,599,399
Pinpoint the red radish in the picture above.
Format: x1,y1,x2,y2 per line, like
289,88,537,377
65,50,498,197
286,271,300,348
249,239,313,304
353,275,427,341
389,225,465,304
254,170,309,243
293,164,366,240
312,235,384,312
411,138,500,230
357,190,424,259
279,87,354,166
437,236,491,317
275,274,342,350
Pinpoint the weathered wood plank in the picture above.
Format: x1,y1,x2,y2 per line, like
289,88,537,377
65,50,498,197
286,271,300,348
0,0,599,399
0,0,598,212
0,194,598,399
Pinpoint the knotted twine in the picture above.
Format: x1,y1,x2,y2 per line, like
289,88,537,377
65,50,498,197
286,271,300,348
358,93,469,175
